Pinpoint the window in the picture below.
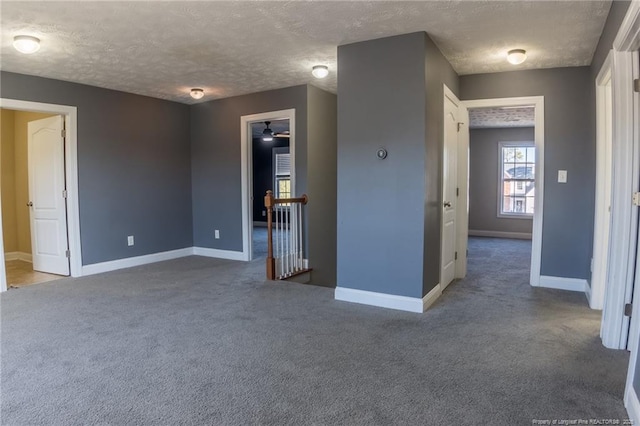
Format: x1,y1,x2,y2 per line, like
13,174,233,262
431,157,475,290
273,147,291,200
499,143,535,217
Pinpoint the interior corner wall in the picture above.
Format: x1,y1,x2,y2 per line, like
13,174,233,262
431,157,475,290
0,71,193,266
1,109,18,253
337,32,427,299
469,127,534,235
424,33,459,296
306,85,337,288
13,111,56,255
460,67,593,280
190,85,307,252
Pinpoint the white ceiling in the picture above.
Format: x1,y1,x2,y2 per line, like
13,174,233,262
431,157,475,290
1,1,612,104
469,106,535,129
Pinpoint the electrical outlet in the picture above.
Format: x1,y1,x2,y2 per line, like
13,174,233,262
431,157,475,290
215,230,220,239
262,210,266,217
127,235,134,246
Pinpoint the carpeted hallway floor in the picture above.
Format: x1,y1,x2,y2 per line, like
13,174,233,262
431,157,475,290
0,237,630,425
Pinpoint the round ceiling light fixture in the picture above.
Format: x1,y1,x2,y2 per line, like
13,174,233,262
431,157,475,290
190,88,204,99
507,49,527,65
13,35,41,54
311,65,329,79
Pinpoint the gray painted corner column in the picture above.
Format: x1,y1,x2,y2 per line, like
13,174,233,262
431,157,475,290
336,33,428,304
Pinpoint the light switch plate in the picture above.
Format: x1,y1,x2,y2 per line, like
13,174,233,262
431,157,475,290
215,230,220,239
127,235,134,246
558,170,567,183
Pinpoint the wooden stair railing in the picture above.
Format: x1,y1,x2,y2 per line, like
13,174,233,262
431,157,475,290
264,190,311,280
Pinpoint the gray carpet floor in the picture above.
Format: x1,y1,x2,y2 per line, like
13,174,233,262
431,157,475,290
253,226,268,259
0,237,630,425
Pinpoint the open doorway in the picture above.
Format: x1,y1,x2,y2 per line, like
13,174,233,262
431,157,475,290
1,109,68,288
239,109,295,262
250,119,291,260
0,99,82,292
464,105,537,291
458,96,545,288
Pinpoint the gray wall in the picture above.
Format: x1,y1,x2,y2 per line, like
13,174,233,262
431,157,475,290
306,85,337,287
469,127,534,235
591,1,630,75
337,32,458,298
424,34,460,295
0,71,193,266
461,67,593,280
190,85,307,252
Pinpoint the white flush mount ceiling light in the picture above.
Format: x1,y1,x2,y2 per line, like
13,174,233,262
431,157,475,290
190,88,204,99
507,49,527,65
312,65,329,79
13,35,41,54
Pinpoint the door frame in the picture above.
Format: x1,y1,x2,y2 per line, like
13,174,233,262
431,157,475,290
0,99,82,292
591,51,614,311
612,0,640,418
240,109,295,261
460,96,545,287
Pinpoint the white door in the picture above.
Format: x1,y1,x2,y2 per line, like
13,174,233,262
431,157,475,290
441,92,458,290
28,116,69,276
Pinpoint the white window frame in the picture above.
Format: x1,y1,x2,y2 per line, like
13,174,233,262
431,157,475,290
272,146,291,200
497,141,535,220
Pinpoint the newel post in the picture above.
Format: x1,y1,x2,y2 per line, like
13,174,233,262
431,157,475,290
264,190,276,280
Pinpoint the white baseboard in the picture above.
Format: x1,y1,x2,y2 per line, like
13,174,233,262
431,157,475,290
538,275,588,292
625,385,640,425
468,230,532,240
192,247,246,261
81,248,193,276
4,252,32,262
585,281,593,306
423,283,442,311
335,284,442,313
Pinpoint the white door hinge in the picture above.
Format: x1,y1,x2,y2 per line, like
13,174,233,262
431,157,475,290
454,251,458,260
457,122,464,132
633,192,640,206
62,189,68,199
61,129,66,138
634,79,640,93
65,249,70,258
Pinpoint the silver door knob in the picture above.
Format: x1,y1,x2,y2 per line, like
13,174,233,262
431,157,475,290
443,201,452,208
26,201,33,207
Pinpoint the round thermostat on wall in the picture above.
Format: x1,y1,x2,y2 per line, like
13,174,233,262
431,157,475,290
376,148,388,160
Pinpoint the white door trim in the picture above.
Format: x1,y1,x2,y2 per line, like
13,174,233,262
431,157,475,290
461,96,545,287
601,47,639,350
240,109,295,262
591,50,614,311
612,2,640,419
0,99,82,292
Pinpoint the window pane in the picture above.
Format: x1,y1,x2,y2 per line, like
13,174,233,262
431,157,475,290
500,145,535,216
277,178,291,199
526,147,536,163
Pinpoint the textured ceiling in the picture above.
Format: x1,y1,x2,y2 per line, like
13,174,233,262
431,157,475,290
1,1,611,104
469,107,535,129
